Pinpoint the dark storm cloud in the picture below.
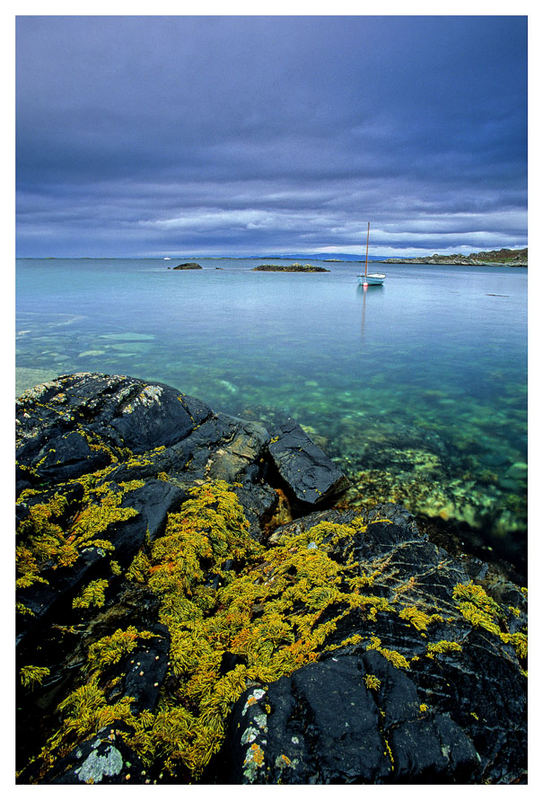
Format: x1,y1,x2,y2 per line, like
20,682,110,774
16,15,527,256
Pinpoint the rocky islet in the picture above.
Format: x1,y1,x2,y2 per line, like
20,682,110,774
252,264,330,272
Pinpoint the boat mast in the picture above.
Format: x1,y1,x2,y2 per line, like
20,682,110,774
364,221,370,278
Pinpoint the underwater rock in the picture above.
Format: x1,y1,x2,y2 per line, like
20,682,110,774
268,420,348,506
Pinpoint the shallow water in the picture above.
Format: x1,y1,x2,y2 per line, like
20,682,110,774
16,257,527,561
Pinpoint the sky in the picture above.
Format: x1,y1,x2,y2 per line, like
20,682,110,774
15,14,528,258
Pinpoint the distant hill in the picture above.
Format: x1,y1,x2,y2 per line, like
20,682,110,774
381,247,527,267
257,253,383,262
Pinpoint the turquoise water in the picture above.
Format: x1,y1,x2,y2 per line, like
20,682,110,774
16,258,527,561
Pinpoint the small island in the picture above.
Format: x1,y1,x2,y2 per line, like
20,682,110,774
252,263,330,273
172,262,203,270
382,247,527,267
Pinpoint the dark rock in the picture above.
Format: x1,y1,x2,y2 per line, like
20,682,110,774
16,479,184,645
17,545,105,644
252,264,330,272
15,375,527,785
44,724,146,784
268,420,348,505
118,479,186,548
26,428,111,484
220,651,479,784
16,373,213,487
173,262,202,270
111,623,170,713
214,506,526,785
106,409,277,538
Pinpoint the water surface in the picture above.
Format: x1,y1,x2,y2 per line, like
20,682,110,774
16,257,527,562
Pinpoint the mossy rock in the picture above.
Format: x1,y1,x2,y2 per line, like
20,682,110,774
15,375,526,785
19,485,526,784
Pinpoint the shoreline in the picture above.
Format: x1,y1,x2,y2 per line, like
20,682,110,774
15,373,527,784
15,368,526,579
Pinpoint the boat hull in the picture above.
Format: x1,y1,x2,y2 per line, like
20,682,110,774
358,273,385,286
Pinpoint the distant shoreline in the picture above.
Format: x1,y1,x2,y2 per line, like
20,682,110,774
377,260,526,267
380,247,527,267
17,247,527,266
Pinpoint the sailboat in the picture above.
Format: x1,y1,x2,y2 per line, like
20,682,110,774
358,222,385,286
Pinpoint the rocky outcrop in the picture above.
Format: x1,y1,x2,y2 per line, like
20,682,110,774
268,420,349,506
252,264,330,272
172,262,202,269
216,510,526,784
15,374,526,785
382,248,527,267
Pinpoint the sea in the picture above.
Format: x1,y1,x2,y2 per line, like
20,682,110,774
16,257,527,569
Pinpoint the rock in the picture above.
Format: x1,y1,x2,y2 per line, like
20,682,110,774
45,724,147,784
252,264,330,272
117,479,186,549
15,374,527,786
16,373,213,490
16,478,185,645
212,507,526,784
220,651,479,784
382,248,527,267
173,262,202,270
109,622,170,713
268,420,348,505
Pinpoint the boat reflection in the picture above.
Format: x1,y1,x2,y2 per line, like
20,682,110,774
357,282,384,339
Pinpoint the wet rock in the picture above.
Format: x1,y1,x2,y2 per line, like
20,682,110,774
173,262,202,269
110,623,170,712
16,479,184,645
17,545,105,645
268,420,349,505
117,479,186,550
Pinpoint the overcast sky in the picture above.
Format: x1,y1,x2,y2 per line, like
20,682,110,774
16,15,527,258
